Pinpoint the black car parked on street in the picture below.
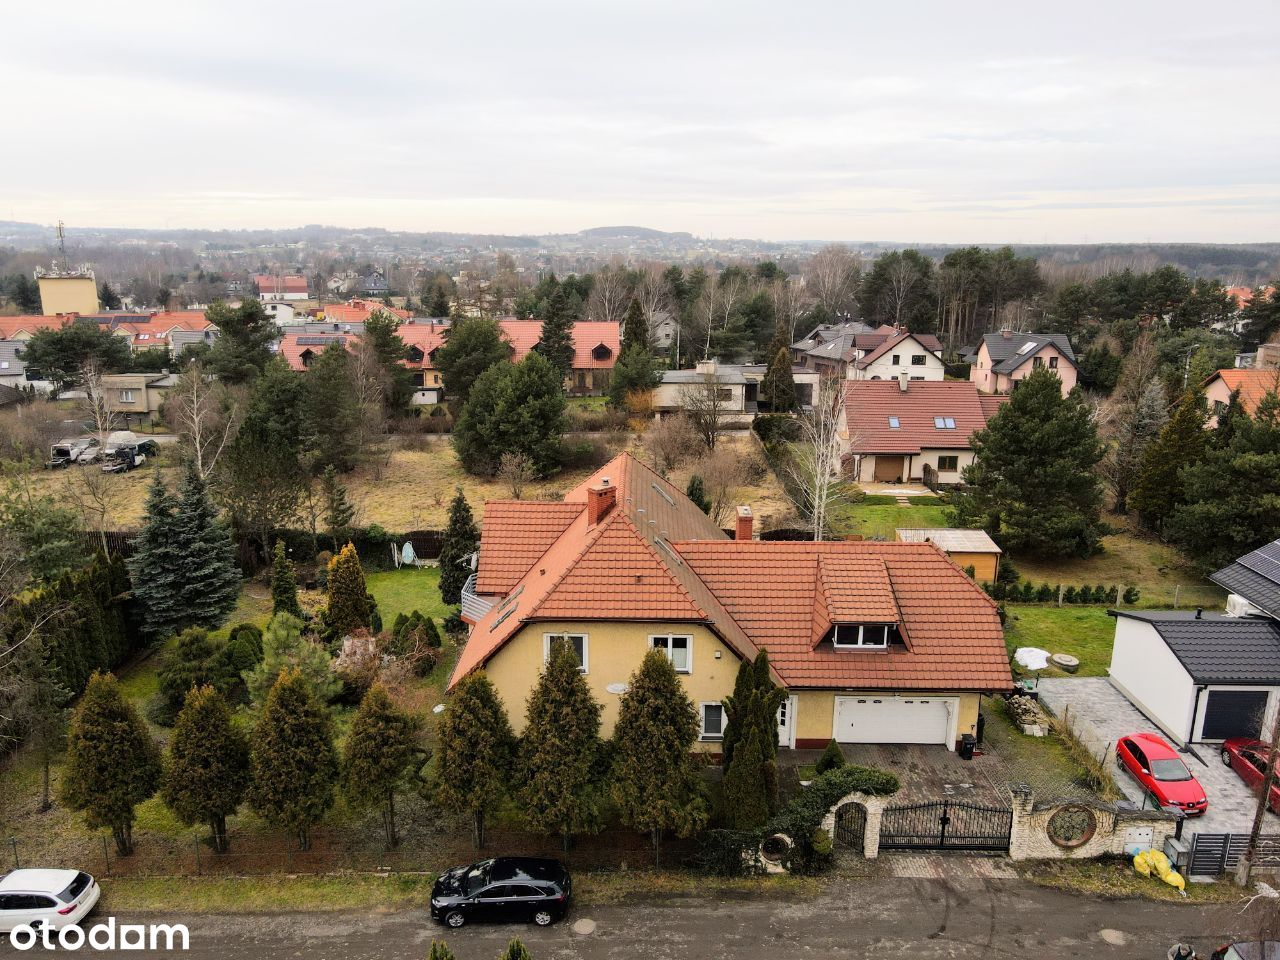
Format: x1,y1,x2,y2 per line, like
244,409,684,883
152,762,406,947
430,857,571,929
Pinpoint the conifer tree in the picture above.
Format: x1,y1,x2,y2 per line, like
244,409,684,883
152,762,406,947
1211,389,1246,450
162,685,250,852
244,612,341,707
520,638,603,851
426,942,456,960
607,344,660,410
621,298,648,354
498,940,533,960
438,488,479,605
249,668,339,850
62,672,161,855
436,672,515,848
721,723,771,830
320,465,356,551
719,659,754,768
271,540,302,619
128,473,184,637
760,343,796,413
686,475,711,515
342,684,421,849
174,458,243,626
950,367,1106,558
326,543,372,637
535,284,575,381
155,627,237,723
302,343,361,472
429,285,452,319
610,649,708,866
435,317,509,404
1131,389,1208,533
452,353,567,476
815,738,846,774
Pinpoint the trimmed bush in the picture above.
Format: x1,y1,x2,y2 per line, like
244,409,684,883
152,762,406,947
1122,586,1141,604
814,739,846,775
766,765,898,875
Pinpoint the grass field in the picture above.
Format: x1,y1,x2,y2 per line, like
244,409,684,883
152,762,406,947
828,494,950,540
1003,606,1116,677
366,567,450,624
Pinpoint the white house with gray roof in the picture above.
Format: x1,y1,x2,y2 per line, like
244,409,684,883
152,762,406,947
967,330,1078,396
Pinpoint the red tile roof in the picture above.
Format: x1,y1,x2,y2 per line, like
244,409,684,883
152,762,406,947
0,315,77,338
323,300,411,324
398,322,449,369
498,320,620,370
978,393,1011,420
853,331,941,370
1206,368,1280,417
844,380,996,455
254,274,309,295
277,331,348,370
453,451,1013,694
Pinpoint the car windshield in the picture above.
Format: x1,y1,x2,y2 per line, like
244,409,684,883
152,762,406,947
1150,758,1192,781
464,865,490,895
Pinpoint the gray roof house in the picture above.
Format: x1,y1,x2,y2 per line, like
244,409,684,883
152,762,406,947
1106,539,1280,745
170,327,221,356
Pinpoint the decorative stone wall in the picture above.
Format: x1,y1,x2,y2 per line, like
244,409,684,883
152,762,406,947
819,791,892,860
1007,785,1181,862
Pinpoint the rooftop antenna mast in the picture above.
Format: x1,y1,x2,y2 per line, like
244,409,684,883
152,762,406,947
56,220,68,272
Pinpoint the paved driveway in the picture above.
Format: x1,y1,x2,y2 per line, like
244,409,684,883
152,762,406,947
1038,677,1272,836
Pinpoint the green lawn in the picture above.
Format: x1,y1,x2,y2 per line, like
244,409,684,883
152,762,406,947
829,497,951,540
1003,606,1116,677
366,567,452,624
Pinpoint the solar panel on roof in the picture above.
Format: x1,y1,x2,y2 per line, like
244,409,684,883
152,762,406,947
1240,542,1280,585
296,336,345,346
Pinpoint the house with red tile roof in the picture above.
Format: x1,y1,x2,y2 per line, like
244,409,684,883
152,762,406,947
321,300,411,325
840,376,1007,484
254,274,309,300
498,320,619,395
0,315,79,340
275,318,449,404
1203,367,1280,427
453,452,1012,751
846,330,945,382
105,311,211,352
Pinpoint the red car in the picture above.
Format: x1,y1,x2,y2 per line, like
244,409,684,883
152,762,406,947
1115,733,1208,816
1221,738,1280,815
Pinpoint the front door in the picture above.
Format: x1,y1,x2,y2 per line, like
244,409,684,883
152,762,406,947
777,696,797,749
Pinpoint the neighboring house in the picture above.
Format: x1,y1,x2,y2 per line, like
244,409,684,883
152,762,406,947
652,359,820,415
847,331,945,382
1233,342,1280,371
400,321,449,405
105,311,211,353
277,332,348,370
840,375,1007,484
966,331,1078,396
650,309,678,350
792,321,944,380
0,314,78,340
0,384,24,408
321,299,410,325
0,340,54,393
359,272,390,295
895,528,1002,583
262,300,300,325
254,274,309,301
1108,539,1280,747
170,327,221,356
499,320,620,395
455,452,1012,751
1203,368,1280,427
101,373,178,424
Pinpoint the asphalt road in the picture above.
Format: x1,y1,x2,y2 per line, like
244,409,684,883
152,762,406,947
93,877,1266,959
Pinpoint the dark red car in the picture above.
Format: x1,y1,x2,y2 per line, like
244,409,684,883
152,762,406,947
1115,733,1208,816
1221,738,1280,815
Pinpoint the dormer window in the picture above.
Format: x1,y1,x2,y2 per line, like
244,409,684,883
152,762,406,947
933,417,956,429
832,623,893,649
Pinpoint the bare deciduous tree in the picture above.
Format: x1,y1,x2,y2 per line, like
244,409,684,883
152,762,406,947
883,257,923,329
769,278,807,342
168,362,242,479
633,266,671,341
70,362,123,552
586,266,632,324
696,445,749,528
805,245,861,317
785,377,848,540
644,413,699,474
681,374,726,450
497,451,535,498
350,340,390,477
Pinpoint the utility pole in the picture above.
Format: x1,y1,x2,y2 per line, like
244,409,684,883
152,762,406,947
1236,705,1280,886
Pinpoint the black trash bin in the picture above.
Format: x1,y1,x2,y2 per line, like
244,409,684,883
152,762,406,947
958,733,976,760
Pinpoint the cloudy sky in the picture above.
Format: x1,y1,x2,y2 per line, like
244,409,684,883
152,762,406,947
2,0,1277,242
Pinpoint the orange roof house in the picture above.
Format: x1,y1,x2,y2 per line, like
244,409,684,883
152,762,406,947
0,315,79,340
321,300,411,324
453,452,1011,751
498,320,620,395
1204,368,1280,427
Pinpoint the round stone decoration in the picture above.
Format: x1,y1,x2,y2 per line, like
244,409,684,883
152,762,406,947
572,919,597,935
1046,804,1097,848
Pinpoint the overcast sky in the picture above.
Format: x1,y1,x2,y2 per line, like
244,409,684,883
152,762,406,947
2,0,1277,243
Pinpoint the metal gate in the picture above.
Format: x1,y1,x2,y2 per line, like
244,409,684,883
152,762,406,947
879,800,1012,852
833,802,866,849
1188,833,1280,876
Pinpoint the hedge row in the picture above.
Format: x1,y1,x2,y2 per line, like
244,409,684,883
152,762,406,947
982,580,1140,605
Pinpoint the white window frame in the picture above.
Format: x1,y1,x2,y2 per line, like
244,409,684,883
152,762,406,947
700,702,724,741
543,633,588,674
119,389,136,403
832,624,890,649
651,634,693,674
933,416,956,429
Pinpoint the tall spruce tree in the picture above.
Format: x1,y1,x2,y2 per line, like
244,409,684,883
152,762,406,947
535,284,575,382
950,368,1106,558
607,344,660,410
249,668,339,850
438,488,479,605
326,543,372,637
342,684,421,849
302,342,361,472
621,298,648,354
610,649,708,866
520,638,604,851
320,465,356,550
161,685,250,853
271,540,302,619
760,343,797,413
721,723,771,830
61,672,161,855
436,671,515,848
434,316,510,404
1131,389,1209,533
128,473,185,637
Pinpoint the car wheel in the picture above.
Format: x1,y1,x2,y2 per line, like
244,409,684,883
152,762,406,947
533,910,554,927
1222,749,1233,766
445,912,466,929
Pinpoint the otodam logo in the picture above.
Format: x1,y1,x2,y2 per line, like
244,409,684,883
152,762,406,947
8,919,190,951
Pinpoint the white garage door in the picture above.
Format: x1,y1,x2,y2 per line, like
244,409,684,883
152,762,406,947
835,696,952,746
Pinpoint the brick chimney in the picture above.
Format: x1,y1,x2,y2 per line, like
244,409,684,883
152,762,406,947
1000,328,1013,338
898,369,909,392
735,505,754,541
586,478,616,525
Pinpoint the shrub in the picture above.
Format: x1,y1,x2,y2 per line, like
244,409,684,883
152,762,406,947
695,829,765,876
1036,583,1054,603
765,764,898,875
814,739,845,775
1019,581,1035,602
1105,585,1119,604
443,610,466,635
996,558,1020,585
1122,586,1141,604
753,414,802,447
1063,586,1078,604
1093,584,1107,604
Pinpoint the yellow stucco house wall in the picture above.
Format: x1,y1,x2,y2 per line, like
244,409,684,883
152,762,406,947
38,276,99,316
948,550,999,584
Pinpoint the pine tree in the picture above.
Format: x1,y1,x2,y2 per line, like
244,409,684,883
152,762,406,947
61,672,161,855
520,638,603,851
429,285,453,319
760,344,796,413
621,298,648,354
686,475,711,515
326,543,372,637
128,473,185,637
721,723,771,830
436,672,515,848
244,612,341,707
536,285,575,382
249,668,339,849
607,343,660,411
342,684,421,849
302,342,361,472
435,316,510,404
950,367,1106,558
1211,389,1246,450
426,942,456,960
815,739,846,774
173,460,242,629
498,940,533,960
452,352,567,476
610,649,709,866
162,685,250,852
1131,389,1208,533
320,465,356,551
271,540,302,619
438,488,479,605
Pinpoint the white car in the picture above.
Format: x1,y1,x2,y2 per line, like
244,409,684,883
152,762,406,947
0,869,100,933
